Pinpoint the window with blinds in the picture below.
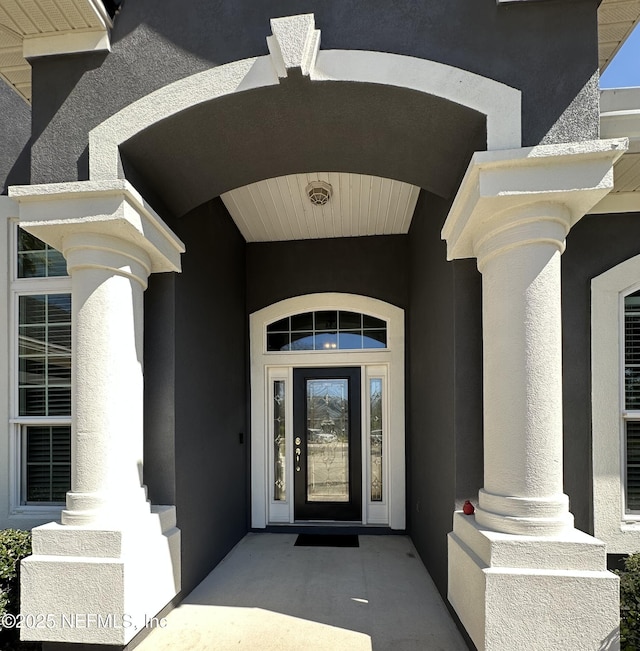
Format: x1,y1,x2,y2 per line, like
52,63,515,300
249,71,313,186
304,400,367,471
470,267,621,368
23,425,71,503
625,290,640,512
13,227,71,506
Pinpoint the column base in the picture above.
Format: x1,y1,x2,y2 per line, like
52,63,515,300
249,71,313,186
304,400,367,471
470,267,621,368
448,512,619,651
20,505,180,646
61,486,153,526
476,488,574,536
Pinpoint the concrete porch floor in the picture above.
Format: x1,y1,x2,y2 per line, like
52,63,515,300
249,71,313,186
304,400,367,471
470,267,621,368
133,533,468,651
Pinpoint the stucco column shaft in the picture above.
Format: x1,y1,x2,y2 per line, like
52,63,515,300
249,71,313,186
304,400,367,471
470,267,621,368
474,206,573,535
61,232,151,526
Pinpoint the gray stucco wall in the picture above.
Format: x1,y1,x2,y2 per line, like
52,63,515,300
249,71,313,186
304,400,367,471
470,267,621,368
29,0,599,189
144,198,248,594
144,272,177,507
562,212,640,535
0,82,30,193
453,260,484,509
408,191,483,597
247,235,410,314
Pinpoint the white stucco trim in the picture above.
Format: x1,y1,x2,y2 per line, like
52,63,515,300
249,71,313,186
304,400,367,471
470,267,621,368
312,50,520,151
88,14,521,181
442,139,627,262
592,254,640,554
9,180,184,273
250,293,405,530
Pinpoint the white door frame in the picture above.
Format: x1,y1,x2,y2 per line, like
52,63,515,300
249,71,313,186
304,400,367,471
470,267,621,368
250,293,405,529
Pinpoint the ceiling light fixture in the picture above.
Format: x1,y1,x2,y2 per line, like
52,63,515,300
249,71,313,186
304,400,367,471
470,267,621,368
306,181,332,206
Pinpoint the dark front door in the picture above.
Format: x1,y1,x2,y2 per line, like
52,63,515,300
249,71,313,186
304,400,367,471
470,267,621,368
293,367,362,521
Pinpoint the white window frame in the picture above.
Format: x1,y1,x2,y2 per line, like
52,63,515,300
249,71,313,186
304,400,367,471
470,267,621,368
250,293,405,530
8,220,71,518
592,254,640,552
0,201,13,526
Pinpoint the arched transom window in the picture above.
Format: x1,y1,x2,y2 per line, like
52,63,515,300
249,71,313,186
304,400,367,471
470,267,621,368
266,311,387,352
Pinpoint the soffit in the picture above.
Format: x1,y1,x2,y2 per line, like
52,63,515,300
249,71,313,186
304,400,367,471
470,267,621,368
0,0,110,103
221,172,420,243
612,153,640,192
598,0,640,70
590,88,640,212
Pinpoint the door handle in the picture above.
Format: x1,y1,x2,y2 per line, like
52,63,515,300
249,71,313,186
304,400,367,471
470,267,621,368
295,437,301,471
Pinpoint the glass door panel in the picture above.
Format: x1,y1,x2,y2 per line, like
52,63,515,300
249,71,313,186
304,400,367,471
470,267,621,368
306,378,349,502
293,367,361,521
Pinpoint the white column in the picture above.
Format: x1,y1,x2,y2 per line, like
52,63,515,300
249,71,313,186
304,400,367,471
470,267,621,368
11,180,185,646
442,139,626,651
62,233,151,525
474,204,572,535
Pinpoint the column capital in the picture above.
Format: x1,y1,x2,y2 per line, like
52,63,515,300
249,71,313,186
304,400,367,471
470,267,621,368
442,138,627,261
9,179,185,273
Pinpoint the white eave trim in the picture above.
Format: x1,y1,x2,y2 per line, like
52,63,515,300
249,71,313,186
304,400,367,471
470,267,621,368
601,88,640,154
24,29,111,59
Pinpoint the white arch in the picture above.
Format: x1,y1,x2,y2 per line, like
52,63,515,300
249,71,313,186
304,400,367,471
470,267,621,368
89,14,521,181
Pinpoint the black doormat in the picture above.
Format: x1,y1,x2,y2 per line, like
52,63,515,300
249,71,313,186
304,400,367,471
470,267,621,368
295,534,359,547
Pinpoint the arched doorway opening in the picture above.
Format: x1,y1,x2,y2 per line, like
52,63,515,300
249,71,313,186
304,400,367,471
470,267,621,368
250,293,405,528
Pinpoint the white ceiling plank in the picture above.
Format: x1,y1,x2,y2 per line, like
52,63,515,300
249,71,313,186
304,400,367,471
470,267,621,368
273,176,295,241
405,186,421,232
370,175,383,236
247,184,274,242
295,173,315,240
255,178,279,241
380,178,393,236
220,190,248,241
338,174,351,237
240,186,266,242
364,174,373,235
391,181,409,233
349,174,362,236
385,180,402,235
287,175,305,240
274,177,296,240
326,171,340,239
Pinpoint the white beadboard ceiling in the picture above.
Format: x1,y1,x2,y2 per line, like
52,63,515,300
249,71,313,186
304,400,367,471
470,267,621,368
221,172,421,243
